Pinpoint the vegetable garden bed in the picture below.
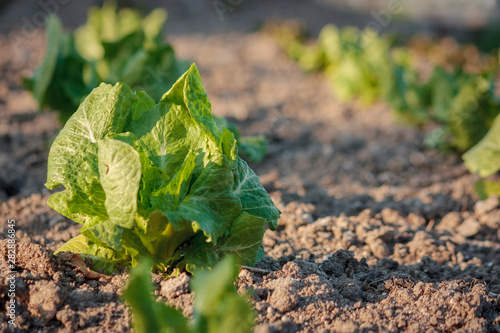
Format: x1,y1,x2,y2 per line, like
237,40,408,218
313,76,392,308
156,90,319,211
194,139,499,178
1,2,500,332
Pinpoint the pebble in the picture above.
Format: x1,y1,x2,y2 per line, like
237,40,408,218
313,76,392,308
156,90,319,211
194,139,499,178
160,273,190,298
436,212,462,232
456,217,481,237
29,281,68,321
269,283,299,312
369,239,390,259
474,196,499,216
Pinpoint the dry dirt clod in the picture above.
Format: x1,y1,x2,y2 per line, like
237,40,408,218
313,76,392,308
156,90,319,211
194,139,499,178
160,273,190,299
269,278,299,313
456,217,481,237
369,239,390,259
436,212,463,232
474,196,499,215
28,280,68,321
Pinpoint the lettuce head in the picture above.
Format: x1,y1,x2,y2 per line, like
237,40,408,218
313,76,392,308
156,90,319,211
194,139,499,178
46,64,280,273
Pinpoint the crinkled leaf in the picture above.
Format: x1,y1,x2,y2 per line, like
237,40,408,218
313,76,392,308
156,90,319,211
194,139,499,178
97,138,141,229
149,152,196,213
132,91,155,121
464,113,500,177
161,64,221,144
80,220,123,251
46,83,139,226
233,159,280,230
155,156,241,242
183,212,267,272
131,64,224,179
54,234,89,254
54,234,123,274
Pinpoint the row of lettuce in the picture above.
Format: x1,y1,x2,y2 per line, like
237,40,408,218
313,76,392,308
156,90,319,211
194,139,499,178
24,2,267,163
22,3,277,332
266,22,500,198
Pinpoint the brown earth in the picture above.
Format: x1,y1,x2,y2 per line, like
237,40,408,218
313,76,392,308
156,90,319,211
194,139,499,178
1,1,500,332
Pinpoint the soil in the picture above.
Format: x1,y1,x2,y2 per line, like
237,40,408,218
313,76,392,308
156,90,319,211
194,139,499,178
1,1,500,333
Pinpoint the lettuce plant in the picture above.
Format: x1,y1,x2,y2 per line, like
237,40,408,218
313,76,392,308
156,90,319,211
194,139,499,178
24,3,187,123
123,256,255,333
464,113,500,178
22,15,92,123
463,113,500,198
48,64,280,273
276,24,395,105
24,4,269,162
273,22,500,151
271,22,500,198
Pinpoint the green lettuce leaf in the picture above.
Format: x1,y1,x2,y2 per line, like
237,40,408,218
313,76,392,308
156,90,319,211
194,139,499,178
234,159,280,229
473,180,500,200
191,256,255,333
182,212,268,272
47,63,280,273
463,113,500,177
24,3,188,125
25,14,61,108
276,22,500,154
447,75,498,151
97,138,141,229
23,15,92,123
45,82,138,226
123,258,190,333
214,116,269,163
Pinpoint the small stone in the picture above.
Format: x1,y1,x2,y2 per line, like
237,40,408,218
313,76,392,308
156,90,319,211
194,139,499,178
436,212,463,232
254,324,272,333
456,217,481,237
160,273,190,299
369,239,389,259
474,196,499,216
381,208,400,224
29,281,68,321
407,213,426,227
301,212,314,223
269,282,299,313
